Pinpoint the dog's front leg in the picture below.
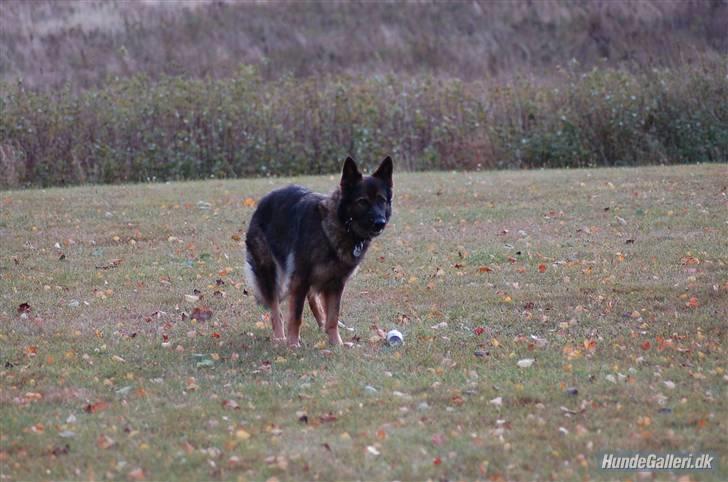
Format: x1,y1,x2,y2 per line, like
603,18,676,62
323,289,343,345
287,279,308,348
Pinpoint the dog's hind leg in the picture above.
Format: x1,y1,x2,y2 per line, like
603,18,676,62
308,292,325,331
287,278,308,347
245,232,284,341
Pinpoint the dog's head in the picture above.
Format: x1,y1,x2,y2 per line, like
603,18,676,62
337,156,393,240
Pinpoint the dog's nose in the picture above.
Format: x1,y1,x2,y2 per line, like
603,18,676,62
373,219,386,231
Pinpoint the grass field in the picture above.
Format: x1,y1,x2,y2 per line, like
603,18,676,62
1,165,726,481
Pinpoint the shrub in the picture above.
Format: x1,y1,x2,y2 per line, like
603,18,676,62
1,60,726,188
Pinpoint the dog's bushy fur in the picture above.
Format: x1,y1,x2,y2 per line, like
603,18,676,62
245,157,393,346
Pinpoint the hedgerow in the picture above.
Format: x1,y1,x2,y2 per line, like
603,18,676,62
1,60,726,187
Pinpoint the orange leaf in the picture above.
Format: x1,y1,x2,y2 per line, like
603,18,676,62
96,434,115,449
680,255,700,265
687,296,698,308
538,263,547,273
478,266,492,273
84,401,109,413
641,341,651,351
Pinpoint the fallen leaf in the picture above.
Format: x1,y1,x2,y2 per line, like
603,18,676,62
538,263,547,273
583,339,597,351
84,401,110,414
127,468,145,481
366,446,380,456
517,358,535,368
680,255,700,265
95,258,123,270
96,434,115,449
191,306,213,321
319,413,337,423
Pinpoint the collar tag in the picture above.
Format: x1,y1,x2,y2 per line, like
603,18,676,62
352,241,364,258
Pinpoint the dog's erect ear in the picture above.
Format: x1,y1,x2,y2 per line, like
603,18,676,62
341,156,362,187
372,156,393,186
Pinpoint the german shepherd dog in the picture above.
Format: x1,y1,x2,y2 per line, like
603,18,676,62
245,157,393,347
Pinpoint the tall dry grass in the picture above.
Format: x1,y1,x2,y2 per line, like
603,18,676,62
1,0,726,90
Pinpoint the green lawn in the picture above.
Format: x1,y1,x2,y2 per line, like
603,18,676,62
1,165,726,481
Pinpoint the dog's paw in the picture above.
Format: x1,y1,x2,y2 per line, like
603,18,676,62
287,336,301,348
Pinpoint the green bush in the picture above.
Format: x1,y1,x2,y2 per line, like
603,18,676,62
1,60,726,188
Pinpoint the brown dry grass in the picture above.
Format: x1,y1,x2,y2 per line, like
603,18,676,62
1,0,726,90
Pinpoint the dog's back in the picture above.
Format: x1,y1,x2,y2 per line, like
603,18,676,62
245,185,324,305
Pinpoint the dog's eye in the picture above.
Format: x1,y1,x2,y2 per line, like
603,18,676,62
376,195,388,204
356,198,369,208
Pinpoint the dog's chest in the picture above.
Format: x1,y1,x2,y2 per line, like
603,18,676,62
309,258,360,291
